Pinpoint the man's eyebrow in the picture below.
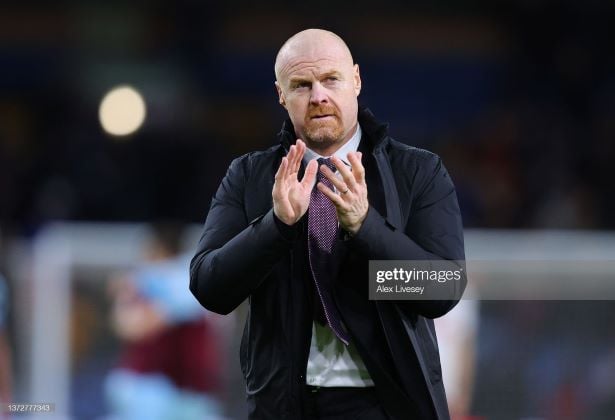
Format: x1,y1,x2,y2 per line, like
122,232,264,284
288,76,310,84
288,70,342,85
321,70,342,78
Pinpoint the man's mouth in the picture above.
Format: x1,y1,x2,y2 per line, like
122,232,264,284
312,114,335,119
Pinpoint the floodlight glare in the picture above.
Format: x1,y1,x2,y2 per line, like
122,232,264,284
99,85,146,137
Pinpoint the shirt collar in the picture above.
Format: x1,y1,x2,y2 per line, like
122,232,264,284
303,124,362,167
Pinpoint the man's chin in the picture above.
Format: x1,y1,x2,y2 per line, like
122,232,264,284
305,132,339,147
305,137,335,150
305,127,343,145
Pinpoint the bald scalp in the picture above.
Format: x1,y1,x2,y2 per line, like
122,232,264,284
274,29,354,82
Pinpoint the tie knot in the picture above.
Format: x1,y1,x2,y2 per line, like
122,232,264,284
318,157,336,172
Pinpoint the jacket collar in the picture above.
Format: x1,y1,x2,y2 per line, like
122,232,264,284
277,107,389,153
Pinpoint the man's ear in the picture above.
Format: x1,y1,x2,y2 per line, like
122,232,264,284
353,64,362,96
275,81,287,109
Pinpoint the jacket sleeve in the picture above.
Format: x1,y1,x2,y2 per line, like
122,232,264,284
189,155,298,315
347,152,466,319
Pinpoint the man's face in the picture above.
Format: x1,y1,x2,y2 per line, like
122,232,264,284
275,38,361,155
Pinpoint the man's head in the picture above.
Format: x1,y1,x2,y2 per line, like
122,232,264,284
274,29,361,156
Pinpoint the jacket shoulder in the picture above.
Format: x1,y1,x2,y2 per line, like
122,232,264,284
382,137,453,208
384,137,442,171
227,144,283,175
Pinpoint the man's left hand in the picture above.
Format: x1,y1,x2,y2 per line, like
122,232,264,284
317,152,368,235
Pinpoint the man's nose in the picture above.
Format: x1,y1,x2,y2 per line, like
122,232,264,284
309,82,328,105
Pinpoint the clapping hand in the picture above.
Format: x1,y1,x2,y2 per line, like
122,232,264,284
272,139,318,225
317,152,369,235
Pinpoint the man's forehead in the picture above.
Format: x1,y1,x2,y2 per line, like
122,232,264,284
278,50,351,80
275,29,353,80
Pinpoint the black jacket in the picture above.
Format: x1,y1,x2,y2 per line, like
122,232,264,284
190,108,466,419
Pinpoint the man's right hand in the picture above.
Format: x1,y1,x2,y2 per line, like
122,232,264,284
273,139,318,225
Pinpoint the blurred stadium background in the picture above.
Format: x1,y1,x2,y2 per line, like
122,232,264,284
1,1,615,419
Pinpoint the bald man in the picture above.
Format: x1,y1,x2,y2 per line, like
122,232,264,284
191,29,466,419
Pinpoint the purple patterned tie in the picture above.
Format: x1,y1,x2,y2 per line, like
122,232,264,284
308,158,351,345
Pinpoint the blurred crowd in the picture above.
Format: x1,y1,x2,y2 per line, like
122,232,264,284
0,1,614,234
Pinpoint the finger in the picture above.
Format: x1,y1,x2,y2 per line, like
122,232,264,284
288,145,300,177
317,182,346,208
295,139,306,151
327,156,356,191
292,140,305,173
301,159,318,188
275,156,287,181
273,158,288,198
348,152,366,184
320,165,351,197
290,143,301,174
330,156,357,190
287,144,296,162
